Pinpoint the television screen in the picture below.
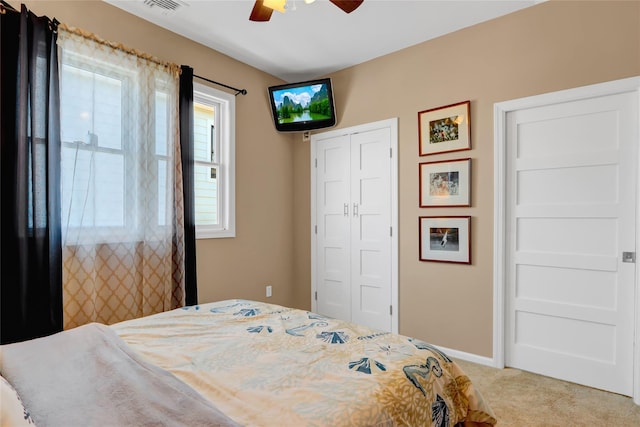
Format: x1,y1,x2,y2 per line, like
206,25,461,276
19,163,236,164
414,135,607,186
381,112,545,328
267,78,336,132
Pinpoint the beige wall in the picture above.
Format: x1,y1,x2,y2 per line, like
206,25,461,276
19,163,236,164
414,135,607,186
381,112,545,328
23,0,297,307
23,1,640,358
293,0,640,357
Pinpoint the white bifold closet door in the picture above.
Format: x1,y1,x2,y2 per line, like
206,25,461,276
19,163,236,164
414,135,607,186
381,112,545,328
314,125,393,332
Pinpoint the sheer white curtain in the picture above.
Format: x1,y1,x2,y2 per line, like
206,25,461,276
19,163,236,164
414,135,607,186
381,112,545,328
57,27,185,328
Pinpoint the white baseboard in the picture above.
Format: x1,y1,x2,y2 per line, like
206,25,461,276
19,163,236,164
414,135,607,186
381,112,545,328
435,345,496,368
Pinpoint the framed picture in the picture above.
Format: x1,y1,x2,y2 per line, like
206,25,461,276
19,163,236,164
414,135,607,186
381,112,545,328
419,158,471,207
419,216,471,264
418,101,471,156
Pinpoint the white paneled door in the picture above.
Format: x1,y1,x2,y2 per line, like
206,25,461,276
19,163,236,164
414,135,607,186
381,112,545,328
315,134,352,322
312,119,398,333
349,129,393,331
504,88,638,396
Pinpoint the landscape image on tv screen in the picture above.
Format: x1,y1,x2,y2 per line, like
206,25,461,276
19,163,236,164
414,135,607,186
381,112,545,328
272,82,332,124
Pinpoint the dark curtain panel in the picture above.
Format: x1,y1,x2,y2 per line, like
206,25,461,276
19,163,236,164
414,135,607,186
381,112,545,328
179,65,198,305
1,5,63,344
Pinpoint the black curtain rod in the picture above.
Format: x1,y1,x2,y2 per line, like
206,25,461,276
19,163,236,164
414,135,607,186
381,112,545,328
1,2,57,30
194,74,247,96
0,0,17,13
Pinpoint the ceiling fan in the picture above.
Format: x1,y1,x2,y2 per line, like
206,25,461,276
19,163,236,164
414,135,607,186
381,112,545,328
250,0,364,22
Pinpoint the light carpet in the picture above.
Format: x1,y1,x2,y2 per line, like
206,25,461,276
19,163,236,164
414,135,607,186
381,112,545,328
454,359,640,426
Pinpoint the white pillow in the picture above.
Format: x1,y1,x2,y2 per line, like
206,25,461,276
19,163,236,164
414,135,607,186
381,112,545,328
0,375,35,426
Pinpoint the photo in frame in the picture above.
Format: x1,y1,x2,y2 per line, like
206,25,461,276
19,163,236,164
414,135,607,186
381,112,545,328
419,216,471,264
419,158,471,207
418,101,471,156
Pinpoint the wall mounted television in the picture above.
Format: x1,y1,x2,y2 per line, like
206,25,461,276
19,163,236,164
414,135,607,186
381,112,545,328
267,78,336,133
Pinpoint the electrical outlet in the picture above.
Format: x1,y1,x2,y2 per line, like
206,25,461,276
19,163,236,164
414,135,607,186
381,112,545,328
302,131,310,142
266,285,272,298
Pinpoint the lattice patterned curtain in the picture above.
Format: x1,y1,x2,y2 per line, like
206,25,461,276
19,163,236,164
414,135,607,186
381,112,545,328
57,26,185,329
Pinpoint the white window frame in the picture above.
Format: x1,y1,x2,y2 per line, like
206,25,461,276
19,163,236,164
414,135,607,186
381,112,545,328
60,57,137,243
60,58,176,244
193,82,236,239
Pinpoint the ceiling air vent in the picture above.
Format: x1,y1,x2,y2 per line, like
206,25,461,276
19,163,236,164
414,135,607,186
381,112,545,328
143,0,187,11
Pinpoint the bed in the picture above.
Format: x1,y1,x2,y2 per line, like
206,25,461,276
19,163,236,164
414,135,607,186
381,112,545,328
0,299,496,427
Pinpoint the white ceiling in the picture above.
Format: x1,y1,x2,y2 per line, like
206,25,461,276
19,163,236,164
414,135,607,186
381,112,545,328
105,0,540,83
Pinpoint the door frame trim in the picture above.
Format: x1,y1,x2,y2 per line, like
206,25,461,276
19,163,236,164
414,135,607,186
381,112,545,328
310,117,399,334
493,76,640,404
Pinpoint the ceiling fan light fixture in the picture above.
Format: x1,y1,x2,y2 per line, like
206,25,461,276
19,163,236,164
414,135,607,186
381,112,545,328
263,0,287,13
250,0,363,22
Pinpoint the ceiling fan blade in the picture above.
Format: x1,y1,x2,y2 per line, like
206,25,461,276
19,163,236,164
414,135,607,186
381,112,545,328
329,0,364,14
249,0,274,21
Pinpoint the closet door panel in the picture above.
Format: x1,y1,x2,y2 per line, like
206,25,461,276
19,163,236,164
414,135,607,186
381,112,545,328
316,135,352,321
350,128,392,331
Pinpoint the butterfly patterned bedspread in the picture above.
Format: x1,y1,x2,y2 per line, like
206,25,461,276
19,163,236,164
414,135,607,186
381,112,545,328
111,300,496,427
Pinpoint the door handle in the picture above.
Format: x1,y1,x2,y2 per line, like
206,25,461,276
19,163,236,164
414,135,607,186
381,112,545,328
353,203,359,217
344,203,349,216
622,252,636,263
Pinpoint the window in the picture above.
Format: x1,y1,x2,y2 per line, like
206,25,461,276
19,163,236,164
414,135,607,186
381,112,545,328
60,63,128,231
59,48,177,245
193,82,235,238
